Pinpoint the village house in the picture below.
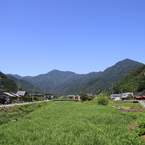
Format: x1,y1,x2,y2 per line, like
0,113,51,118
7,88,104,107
121,92,134,100
0,89,20,104
16,91,28,97
135,95,145,100
45,94,54,100
110,92,134,100
110,94,122,100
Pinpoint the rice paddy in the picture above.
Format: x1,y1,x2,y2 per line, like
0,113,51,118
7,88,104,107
0,101,144,145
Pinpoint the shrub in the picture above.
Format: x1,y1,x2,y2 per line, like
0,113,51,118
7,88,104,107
79,92,88,102
88,96,95,101
97,96,109,105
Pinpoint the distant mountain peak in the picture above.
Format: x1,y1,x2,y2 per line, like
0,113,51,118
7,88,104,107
115,58,144,65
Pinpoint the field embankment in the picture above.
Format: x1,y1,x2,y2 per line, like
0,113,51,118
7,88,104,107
0,101,144,145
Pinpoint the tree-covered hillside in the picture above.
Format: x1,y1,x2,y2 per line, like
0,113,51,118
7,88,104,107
7,75,43,94
110,65,145,93
78,59,144,94
9,70,101,94
0,72,18,92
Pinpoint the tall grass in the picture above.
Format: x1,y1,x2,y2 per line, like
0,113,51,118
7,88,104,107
0,101,49,125
114,102,142,108
0,101,144,145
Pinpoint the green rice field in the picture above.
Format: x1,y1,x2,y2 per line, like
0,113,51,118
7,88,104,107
0,101,144,145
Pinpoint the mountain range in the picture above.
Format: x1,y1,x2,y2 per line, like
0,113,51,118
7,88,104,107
6,58,144,95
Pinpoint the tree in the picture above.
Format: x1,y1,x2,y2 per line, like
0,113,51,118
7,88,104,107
79,92,88,102
97,94,109,105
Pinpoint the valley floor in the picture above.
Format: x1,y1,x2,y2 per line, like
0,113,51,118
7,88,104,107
0,101,144,145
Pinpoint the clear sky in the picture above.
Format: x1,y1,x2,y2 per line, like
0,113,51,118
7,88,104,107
0,0,145,76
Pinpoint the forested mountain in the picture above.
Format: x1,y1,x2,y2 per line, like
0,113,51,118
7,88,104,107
110,65,145,93
7,59,144,95
78,59,144,94
7,75,43,94
10,70,101,94
0,72,18,92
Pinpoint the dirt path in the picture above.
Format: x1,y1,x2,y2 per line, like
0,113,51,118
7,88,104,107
0,100,49,108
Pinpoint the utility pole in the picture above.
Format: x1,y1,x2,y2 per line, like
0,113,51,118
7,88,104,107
44,89,45,100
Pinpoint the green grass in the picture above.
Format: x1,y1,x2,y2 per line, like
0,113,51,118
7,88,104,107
0,101,50,125
0,101,144,145
114,102,142,108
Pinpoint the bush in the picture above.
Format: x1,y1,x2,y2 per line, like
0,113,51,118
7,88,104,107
97,96,109,105
88,96,95,101
79,92,88,102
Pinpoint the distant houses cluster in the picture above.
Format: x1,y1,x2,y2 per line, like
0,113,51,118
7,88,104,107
60,95,81,100
0,89,54,104
110,92,145,100
1,87,145,105
60,93,97,100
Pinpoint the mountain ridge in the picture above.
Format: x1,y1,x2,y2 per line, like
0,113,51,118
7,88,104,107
7,59,144,94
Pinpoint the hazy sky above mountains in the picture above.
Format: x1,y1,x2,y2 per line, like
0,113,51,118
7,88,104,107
0,0,145,76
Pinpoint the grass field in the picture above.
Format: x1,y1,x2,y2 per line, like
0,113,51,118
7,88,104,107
0,101,144,145
113,102,142,108
0,101,49,125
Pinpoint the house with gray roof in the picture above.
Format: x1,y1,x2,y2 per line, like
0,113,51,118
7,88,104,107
16,91,28,97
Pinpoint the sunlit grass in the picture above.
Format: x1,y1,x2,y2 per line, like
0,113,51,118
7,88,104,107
114,102,142,108
0,101,144,145
0,101,50,125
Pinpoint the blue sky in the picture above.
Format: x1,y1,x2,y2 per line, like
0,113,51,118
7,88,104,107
0,0,145,76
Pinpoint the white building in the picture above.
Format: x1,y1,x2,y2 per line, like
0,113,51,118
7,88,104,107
110,92,134,100
121,92,133,100
110,94,122,100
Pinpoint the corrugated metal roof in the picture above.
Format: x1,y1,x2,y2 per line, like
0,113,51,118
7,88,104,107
16,91,27,96
3,92,15,97
11,93,20,97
